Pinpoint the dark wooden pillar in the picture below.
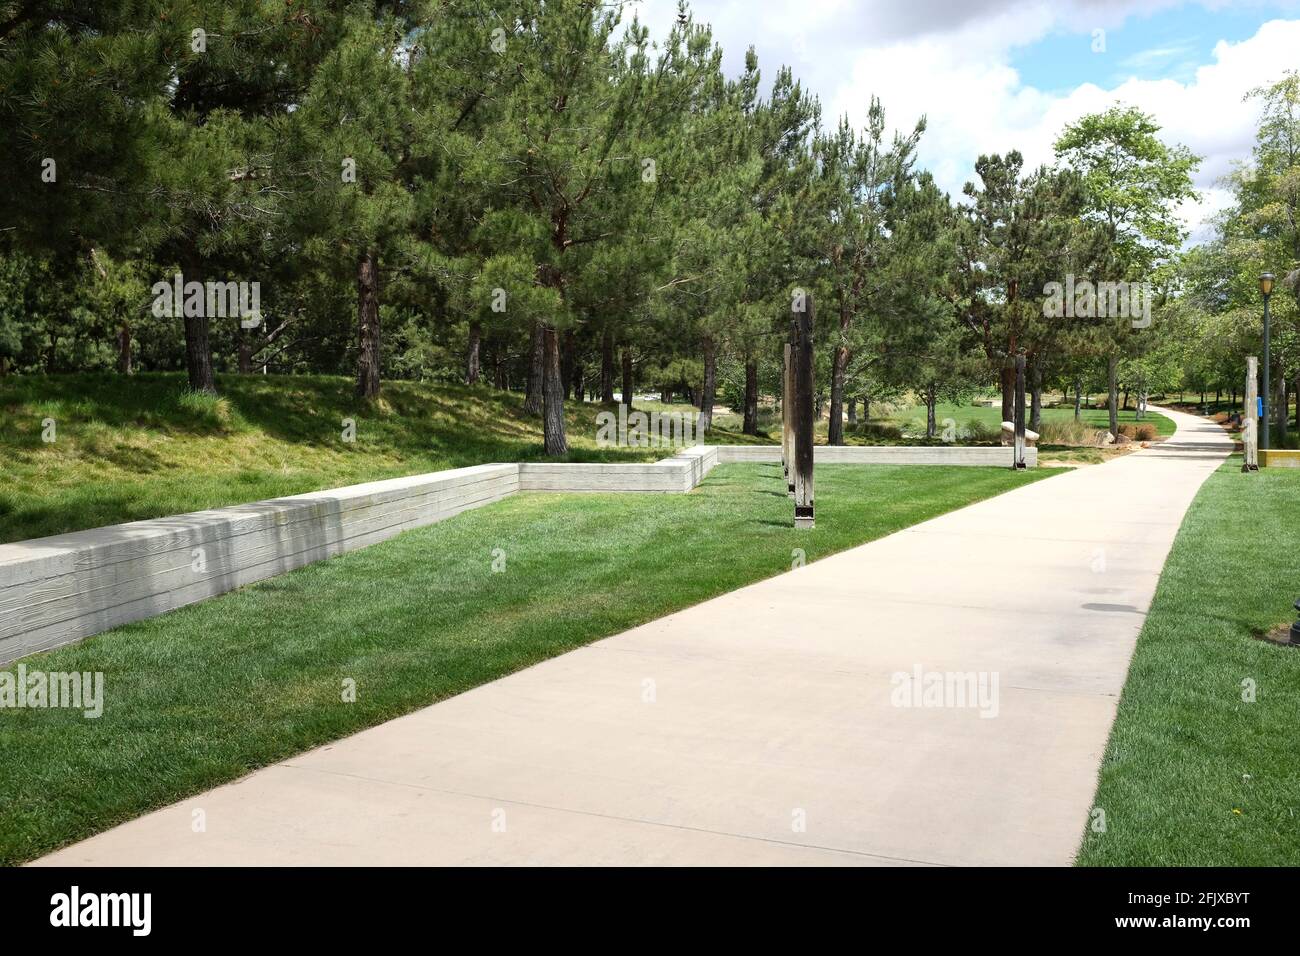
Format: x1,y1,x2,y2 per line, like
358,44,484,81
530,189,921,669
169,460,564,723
1013,348,1027,470
794,295,815,528
782,342,794,496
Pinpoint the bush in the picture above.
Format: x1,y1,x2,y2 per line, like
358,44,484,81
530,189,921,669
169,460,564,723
1039,418,1107,446
1116,423,1156,440
962,418,1000,442
847,421,903,442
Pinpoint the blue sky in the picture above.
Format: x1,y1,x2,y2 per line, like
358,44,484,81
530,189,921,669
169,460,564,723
1010,4,1272,93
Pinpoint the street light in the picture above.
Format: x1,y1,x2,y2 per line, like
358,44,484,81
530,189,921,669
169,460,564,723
1260,272,1274,453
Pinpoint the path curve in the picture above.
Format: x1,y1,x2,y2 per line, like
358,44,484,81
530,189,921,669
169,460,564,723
37,407,1233,866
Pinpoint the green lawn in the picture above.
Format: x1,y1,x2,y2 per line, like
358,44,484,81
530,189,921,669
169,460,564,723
1076,457,1300,865
0,461,1055,865
0,372,666,543
883,399,1177,438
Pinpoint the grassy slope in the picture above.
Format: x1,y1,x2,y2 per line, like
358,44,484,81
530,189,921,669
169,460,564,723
0,461,1055,864
1077,457,1300,865
883,400,1177,438
0,372,664,543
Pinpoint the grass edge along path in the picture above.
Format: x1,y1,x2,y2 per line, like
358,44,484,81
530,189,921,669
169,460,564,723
1076,456,1300,866
1,462,1057,864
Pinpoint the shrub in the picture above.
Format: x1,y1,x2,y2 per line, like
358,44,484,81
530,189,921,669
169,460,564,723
847,421,903,442
1039,418,1107,446
963,418,1000,442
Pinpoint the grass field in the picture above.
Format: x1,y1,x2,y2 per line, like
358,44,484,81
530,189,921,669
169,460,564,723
0,461,1056,865
882,399,1177,439
0,372,666,543
0,373,1170,545
1076,457,1300,865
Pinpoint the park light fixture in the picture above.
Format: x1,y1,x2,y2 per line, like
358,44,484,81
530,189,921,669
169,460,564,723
1260,273,1274,452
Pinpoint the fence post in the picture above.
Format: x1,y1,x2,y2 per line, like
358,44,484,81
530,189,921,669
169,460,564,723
1013,349,1027,470
782,343,794,496
1244,355,1259,472
794,293,815,528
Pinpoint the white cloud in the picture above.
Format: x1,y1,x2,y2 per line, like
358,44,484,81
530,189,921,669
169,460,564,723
628,2,1300,242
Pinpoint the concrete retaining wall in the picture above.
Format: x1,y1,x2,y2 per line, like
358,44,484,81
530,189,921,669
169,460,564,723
0,440,1017,664
715,444,1034,467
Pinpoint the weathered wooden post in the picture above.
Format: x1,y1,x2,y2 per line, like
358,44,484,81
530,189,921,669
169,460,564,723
782,343,794,496
793,292,815,528
1244,355,1260,472
1012,349,1027,470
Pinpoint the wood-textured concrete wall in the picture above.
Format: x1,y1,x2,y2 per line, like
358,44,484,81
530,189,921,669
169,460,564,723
0,447,721,664
2,441,1022,664
715,445,1036,467
0,464,521,664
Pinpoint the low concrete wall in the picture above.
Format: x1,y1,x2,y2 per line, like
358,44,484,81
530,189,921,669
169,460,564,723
0,464,521,663
0,440,1016,664
715,444,1034,467
0,447,720,664
518,445,719,493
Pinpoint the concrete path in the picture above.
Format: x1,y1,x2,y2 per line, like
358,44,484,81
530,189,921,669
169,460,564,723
37,408,1233,867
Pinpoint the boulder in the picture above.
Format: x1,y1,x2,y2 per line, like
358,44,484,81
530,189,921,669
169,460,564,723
999,421,1040,446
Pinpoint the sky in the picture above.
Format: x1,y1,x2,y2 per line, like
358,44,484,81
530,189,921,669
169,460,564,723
626,0,1300,243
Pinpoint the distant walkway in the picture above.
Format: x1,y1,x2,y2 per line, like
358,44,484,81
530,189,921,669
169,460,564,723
38,408,1233,866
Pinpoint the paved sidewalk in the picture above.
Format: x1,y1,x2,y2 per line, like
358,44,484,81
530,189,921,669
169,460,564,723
37,408,1232,866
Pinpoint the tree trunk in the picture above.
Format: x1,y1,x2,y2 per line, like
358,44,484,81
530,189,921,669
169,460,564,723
542,326,567,456
523,322,545,414
1074,377,1082,420
699,336,717,433
117,322,133,375
862,395,870,421
465,320,481,385
1029,355,1043,433
182,252,216,394
600,328,615,403
1107,354,1120,437
847,396,856,424
925,383,937,439
355,251,381,400
237,326,252,374
1122,386,1129,412
493,342,508,390
999,358,1015,423
621,347,633,410
571,359,583,403
742,358,759,435
828,343,849,445
660,386,672,405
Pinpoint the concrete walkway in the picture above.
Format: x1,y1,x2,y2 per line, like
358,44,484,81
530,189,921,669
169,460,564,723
37,408,1232,867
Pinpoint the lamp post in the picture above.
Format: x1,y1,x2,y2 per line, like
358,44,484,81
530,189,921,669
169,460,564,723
1260,272,1274,453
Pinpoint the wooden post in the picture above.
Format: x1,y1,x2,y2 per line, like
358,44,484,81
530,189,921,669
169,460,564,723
782,343,794,496
1012,349,1027,470
793,294,815,529
1244,355,1260,472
